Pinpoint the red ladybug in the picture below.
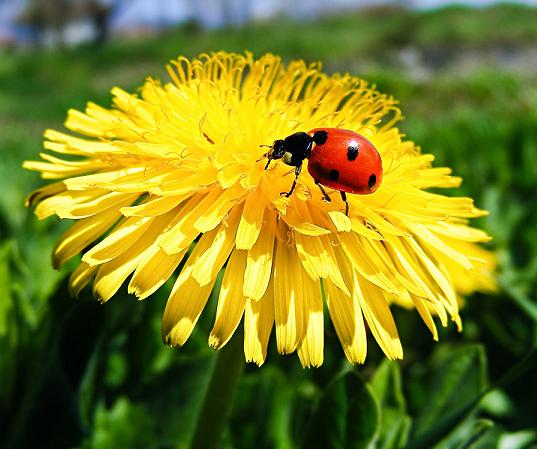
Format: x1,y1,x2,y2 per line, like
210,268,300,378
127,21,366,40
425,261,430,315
262,128,383,215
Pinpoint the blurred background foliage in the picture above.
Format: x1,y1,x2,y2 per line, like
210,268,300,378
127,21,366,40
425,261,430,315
1,2,537,449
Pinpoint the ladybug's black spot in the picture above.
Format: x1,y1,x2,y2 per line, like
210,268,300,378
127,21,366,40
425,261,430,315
329,169,340,181
368,174,376,189
312,130,328,145
347,145,359,161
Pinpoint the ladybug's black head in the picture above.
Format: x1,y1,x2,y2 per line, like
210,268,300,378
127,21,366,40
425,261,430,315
261,139,286,170
269,140,285,160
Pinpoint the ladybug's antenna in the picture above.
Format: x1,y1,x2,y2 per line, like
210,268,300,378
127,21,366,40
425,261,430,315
259,139,285,170
257,144,272,163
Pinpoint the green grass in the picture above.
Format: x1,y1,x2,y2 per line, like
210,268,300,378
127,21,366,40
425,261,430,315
1,4,537,449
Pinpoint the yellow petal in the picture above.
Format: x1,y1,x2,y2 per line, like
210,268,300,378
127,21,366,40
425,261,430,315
65,108,116,137
294,233,350,296
82,216,154,266
218,161,248,189
35,189,103,220
360,205,407,237
327,210,352,233
273,236,303,354
325,270,367,364
411,294,439,341
350,217,383,240
128,246,186,300
243,210,275,300
63,167,147,191
244,281,274,366
209,249,247,349
297,273,323,368
339,232,399,295
364,238,427,299
22,157,109,179
53,206,124,268
410,223,473,270
44,128,118,154
280,204,331,236
194,182,245,233
161,230,220,346
25,181,66,207
149,168,219,196
68,262,97,297
385,236,441,302
91,211,182,301
120,194,190,217
92,246,145,302
99,166,182,193
157,192,208,255
191,205,242,286
355,275,403,360
403,236,458,316
428,221,491,243
235,188,266,250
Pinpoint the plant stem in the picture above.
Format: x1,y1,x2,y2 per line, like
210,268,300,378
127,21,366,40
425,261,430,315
190,333,245,449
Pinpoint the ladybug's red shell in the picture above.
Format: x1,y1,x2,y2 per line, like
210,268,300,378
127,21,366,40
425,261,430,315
307,128,383,194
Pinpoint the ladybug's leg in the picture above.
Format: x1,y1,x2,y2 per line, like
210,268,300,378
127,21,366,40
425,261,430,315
316,182,332,203
281,164,302,198
257,149,273,170
340,191,349,216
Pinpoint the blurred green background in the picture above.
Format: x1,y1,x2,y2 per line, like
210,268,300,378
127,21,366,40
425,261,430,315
1,3,537,449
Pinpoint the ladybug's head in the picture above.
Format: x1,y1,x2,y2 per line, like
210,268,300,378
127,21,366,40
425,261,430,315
269,139,286,160
260,139,287,170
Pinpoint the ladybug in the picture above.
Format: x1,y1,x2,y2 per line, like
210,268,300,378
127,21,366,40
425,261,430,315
261,128,383,215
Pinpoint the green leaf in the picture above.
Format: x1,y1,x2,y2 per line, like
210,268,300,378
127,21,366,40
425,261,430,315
139,352,217,448
498,430,537,449
0,243,14,336
454,419,494,449
78,335,106,432
407,345,487,449
88,398,156,449
479,390,514,419
301,370,380,449
498,274,537,324
371,361,411,449
0,243,18,409
230,367,296,449
371,361,405,411
190,331,245,449
433,418,494,449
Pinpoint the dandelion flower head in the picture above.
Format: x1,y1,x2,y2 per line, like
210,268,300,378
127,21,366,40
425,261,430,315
25,52,495,367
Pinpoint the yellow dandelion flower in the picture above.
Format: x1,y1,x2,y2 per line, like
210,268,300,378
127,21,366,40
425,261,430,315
24,52,495,368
